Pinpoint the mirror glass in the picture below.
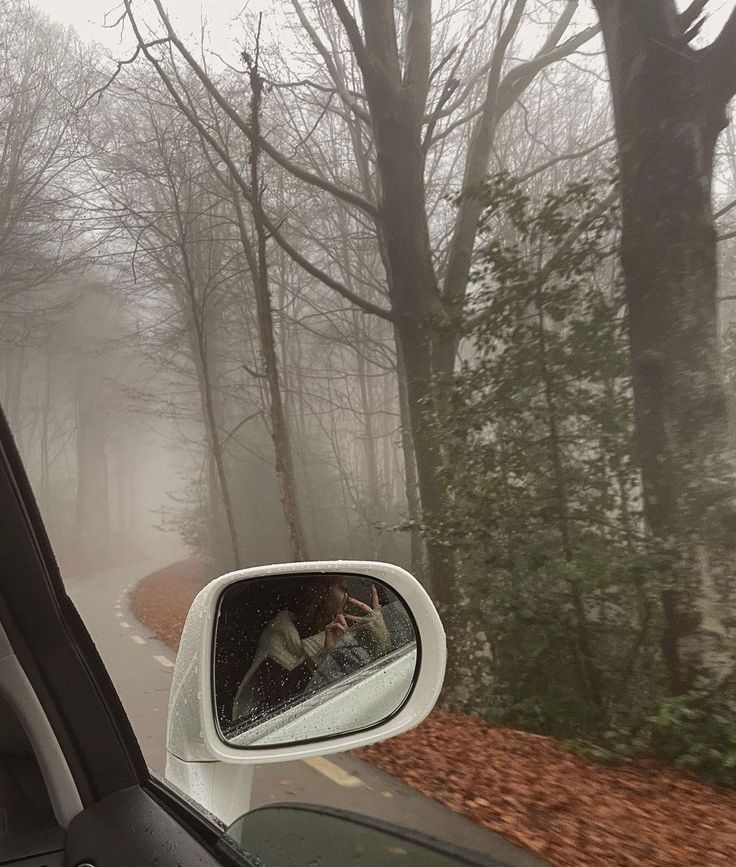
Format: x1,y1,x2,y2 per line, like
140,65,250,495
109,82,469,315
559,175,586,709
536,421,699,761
213,572,418,747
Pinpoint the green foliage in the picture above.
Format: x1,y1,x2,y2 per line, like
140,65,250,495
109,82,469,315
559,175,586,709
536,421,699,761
569,691,736,788
436,174,641,719
645,692,736,786
431,172,736,787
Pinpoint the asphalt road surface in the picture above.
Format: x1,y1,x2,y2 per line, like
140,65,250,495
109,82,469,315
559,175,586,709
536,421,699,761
65,561,546,867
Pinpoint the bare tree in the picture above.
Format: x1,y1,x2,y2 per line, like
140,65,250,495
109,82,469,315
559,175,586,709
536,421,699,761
88,91,245,567
227,31,309,560
120,0,600,600
0,1,100,305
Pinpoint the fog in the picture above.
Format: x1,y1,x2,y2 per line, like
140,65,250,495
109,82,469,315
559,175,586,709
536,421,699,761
4,253,409,575
4,1,736,850
4,0,734,581
0,0,416,575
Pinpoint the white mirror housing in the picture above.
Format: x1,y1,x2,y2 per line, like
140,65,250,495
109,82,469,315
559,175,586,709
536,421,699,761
166,561,446,765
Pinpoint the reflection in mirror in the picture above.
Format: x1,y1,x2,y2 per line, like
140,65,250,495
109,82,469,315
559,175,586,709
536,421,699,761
213,573,418,748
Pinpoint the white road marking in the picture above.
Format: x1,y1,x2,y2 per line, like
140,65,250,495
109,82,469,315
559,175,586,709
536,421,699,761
131,635,146,645
303,756,364,788
154,655,174,670
120,622,130,629
115,612,122,618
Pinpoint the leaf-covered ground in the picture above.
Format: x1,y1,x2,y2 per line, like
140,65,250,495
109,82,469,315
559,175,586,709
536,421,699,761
360,713,736,866
133,560,736,866
130,557,210,650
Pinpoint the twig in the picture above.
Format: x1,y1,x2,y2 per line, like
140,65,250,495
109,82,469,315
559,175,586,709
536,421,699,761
76,39,170,110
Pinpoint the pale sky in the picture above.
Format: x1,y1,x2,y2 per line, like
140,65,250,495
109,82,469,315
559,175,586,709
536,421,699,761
30,0,274,57
32,0,736,58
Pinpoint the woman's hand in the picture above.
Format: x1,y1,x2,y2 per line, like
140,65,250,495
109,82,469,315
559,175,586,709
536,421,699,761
323,613,348,651
308,614,348,670
345,584,380,622
346,584,390,652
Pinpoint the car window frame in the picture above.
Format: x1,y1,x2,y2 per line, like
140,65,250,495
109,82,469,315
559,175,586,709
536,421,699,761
0,405,229,853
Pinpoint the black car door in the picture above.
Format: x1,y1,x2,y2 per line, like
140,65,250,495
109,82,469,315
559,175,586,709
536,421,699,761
0,407,240,867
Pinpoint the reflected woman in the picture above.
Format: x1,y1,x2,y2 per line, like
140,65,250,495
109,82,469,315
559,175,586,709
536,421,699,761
231,578,388,722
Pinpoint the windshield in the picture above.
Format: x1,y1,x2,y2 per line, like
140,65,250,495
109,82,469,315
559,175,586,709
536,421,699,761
3,0,736,864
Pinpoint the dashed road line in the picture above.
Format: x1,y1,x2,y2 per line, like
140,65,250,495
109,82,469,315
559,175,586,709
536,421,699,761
114,578,176,676
303,756,364,788
154,655,175,670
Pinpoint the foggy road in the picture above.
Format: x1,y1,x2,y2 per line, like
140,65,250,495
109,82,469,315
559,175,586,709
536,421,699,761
65,562,545,867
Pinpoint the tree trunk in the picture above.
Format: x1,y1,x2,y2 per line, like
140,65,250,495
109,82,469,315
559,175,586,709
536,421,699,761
188,312,242,570
75,372,109,554
39,352,52,510
352,0,455,601
396,339,428,582
593,0,736,692
536,295,602,709
3,345,25,434
356,334,381,527
243,48,309,562
381,366,397,505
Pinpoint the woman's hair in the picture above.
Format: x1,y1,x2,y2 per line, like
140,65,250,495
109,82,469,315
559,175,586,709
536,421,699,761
293,576,346,636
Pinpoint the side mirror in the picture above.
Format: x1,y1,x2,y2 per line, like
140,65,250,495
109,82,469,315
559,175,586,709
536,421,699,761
166,561,446,765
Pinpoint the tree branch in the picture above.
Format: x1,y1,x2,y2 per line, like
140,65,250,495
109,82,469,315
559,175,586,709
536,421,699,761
221,410,264,449
423,7,497,132
330,0,371,72
703,4,736,102
122,0,391,323
679,0,710,33
242,364,267,380
422,76,461,149
715,197,736,220
134,0,377,218
403,0,432,108
76,39,170,109
496,23,601,116
289,0,371,124
517,135,616,183
539,0,579,54
266,220,394,321
355,0,402,84
441,2,600,309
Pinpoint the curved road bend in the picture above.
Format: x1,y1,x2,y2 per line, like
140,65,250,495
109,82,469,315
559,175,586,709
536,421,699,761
65,561,546,867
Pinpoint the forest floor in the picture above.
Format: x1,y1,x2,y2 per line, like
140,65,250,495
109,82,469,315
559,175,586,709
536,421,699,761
130,557,207,650
132,560,736,866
